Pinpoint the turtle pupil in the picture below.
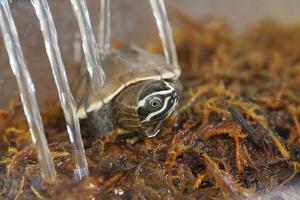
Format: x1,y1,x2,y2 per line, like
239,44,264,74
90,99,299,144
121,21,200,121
149,97,162,109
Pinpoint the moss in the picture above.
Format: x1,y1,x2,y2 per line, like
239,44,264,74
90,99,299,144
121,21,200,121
1,9,300,199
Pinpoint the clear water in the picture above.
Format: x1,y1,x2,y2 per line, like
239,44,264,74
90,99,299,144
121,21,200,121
0,0,56,182
98,0,111,58
70,0,106,88
74,32,82,64
31,0,89,179
149,0,179,68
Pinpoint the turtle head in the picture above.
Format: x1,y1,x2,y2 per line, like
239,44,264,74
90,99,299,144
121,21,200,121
137,80,178,128
112,80,179,137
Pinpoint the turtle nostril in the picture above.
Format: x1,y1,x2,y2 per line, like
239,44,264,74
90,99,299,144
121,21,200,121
172,91,179,99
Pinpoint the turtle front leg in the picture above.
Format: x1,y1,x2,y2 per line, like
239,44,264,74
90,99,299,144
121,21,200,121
145,122,163,138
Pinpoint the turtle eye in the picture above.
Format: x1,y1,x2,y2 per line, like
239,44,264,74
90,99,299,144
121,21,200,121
148,96,162,110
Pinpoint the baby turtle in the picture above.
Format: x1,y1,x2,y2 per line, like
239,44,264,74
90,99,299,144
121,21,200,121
72,45,181,138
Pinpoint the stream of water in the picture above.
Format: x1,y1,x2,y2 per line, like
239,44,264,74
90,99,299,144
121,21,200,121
70,0,106,88
0,0,177,183
149,0,179,72
98,0,111,58
0,0,56,182
96,0,178,74
31,0,89,180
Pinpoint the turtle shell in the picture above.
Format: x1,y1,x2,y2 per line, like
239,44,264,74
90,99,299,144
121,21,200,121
71,45,181,119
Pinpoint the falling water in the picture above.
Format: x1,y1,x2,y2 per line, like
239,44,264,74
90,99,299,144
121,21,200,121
149,0,180,76
98,0,111,58
0,0,56,182
70,0,106,88
74,32,82,64
31,0,89,179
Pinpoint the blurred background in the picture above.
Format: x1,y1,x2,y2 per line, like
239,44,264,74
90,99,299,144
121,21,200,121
1,0,300,108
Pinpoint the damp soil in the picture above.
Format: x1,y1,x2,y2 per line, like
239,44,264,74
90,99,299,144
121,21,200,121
1,10,300,200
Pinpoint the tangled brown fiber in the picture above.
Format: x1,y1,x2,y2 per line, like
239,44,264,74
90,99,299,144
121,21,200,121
1,9,300,200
